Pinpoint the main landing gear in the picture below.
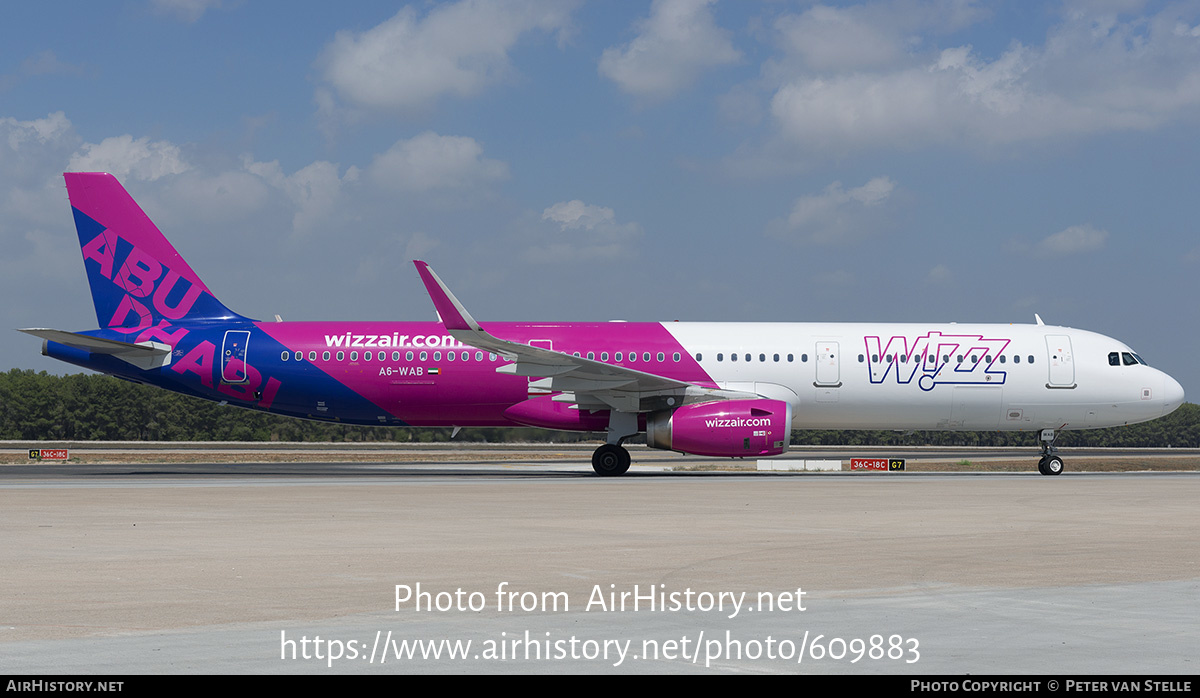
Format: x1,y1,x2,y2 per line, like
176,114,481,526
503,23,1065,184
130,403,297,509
1037,428,1064,476
592,443,631,476
592,411,637,476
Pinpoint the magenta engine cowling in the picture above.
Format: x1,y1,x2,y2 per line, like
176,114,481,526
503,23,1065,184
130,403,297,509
646,399,792,458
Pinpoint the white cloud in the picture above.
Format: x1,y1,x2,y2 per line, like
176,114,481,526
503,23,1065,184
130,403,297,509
770,0,986,73
146,170,273,231
765,3,1200,151
1,51,86,92
405,231,440,261
367,132,509,192
526,200,642,262
598,0,740,99
317,0,577,113
1,112,75,156
246,158,357,235
67,135,190,182
542,200,617,230
150,0,222,23
772,176,896,244
773,6,907,72
1035,224,1109,256
925,264,953,284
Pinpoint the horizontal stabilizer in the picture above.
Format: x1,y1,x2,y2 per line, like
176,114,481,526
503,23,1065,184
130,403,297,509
19,328,172,370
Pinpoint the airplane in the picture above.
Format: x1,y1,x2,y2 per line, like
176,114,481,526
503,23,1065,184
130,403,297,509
20,173,1186,476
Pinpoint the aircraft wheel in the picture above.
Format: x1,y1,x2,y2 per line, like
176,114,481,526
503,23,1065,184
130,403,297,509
592,444,631,476
1037,456,1048,475
1042,455,1064,476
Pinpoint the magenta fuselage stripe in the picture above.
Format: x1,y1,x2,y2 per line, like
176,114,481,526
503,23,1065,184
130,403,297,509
254,321,715,424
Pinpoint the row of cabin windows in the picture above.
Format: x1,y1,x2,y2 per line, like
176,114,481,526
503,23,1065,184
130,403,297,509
282,349,498,363
278,348,1056,369
859,353,1036,365
698,352,1038,365
705,353,800,363
575,351,682,363
280,349,688,364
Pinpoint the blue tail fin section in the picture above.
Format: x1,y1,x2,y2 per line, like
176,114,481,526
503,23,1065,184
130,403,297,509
65,172,250,335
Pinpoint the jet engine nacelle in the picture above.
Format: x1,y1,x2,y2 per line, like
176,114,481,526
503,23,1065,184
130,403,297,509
646,399,792,458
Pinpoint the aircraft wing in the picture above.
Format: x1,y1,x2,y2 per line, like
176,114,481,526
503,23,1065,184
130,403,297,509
413,262,752,412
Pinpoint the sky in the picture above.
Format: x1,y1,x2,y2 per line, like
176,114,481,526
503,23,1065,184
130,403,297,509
1,0,1198,398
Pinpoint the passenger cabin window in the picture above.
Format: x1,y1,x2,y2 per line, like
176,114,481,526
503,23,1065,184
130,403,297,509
281,351,289,361
338,351,345,361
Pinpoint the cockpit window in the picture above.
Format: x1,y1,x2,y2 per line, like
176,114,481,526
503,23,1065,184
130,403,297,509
1112,352,1148,366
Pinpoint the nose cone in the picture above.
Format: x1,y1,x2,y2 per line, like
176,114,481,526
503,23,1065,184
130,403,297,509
1162,373,1185,416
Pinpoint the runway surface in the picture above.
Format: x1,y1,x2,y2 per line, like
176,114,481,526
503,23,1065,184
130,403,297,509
2,453,1197,674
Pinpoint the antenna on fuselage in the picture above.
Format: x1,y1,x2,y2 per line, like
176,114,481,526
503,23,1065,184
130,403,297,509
1034,313,1045,326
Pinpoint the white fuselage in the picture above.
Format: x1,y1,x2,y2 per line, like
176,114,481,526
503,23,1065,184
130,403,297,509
663,322,1184,431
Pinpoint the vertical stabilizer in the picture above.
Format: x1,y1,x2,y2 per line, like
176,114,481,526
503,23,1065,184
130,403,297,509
64,172,248,333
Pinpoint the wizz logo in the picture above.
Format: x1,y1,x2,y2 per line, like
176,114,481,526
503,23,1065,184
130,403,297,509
864,331,1011,391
